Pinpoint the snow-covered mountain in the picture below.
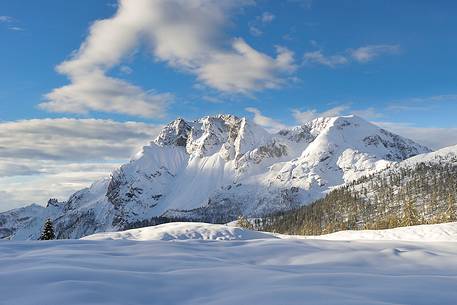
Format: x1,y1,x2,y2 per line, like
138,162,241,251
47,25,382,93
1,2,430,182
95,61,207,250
0,114,432,239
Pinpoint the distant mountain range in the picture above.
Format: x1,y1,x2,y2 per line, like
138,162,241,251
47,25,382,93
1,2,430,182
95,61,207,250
0,114,435,240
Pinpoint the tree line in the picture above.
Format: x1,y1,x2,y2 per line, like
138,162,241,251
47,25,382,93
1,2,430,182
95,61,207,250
245,161,457,235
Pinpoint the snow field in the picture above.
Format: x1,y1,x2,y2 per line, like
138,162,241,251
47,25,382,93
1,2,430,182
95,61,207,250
1,222,457,305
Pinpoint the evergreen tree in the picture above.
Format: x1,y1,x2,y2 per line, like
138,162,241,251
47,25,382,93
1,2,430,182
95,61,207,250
39,218,55,240
256,162,457,236
444,194,457,222
401,198,419,227
236,215,254,230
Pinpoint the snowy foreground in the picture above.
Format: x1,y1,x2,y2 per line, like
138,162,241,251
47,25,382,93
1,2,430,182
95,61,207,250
1,223,457,305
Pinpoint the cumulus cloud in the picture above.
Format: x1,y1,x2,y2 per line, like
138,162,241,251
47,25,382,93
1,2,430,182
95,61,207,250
245,107,288,132
350,44,400,63
41,72,172,118
41,0,295,117
0,118,161,211
199,41,295,93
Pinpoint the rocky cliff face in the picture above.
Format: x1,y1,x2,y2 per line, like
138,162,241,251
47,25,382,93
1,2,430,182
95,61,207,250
0,114,431,239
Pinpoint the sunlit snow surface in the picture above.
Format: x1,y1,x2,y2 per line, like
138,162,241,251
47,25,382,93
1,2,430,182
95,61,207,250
1,222,457,305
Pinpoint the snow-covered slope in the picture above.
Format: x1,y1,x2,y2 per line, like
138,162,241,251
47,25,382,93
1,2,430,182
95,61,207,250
0,114,431,239
2,222,457,305
0,203,61,240
306,222,457,242
83,221,457,243
398,144,457,167
83,222,276,241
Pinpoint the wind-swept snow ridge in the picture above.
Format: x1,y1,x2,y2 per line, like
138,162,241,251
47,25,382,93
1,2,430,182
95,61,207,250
306,221,457,242
83,221,457,242
0,114,431,239
83,222,277,241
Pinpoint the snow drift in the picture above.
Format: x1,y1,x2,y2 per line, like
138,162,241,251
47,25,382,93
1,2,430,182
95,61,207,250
83,222,277,241
1,222,457,305
307,221,457,242
83,221,457,243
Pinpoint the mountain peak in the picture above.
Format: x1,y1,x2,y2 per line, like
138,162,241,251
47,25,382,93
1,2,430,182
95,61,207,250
0,113,436,240
155,117,192,147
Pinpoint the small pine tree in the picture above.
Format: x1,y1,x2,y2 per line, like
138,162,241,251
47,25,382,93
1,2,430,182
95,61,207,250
39,218,55,240
401,198,419,227
236,215,254,230
444,194,457,222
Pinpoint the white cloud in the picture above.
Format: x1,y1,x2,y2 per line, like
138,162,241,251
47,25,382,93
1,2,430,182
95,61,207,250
8,26,24,31
375,122,457,150
0,191,24,211
199,41,296,93
304,44,400,68
245,107,288,132
0,162,120,212
249,26,263,37
303,51,348,68
0,118,161,211
352,107,384,120
0,16,25,31
292,106,348,124
42,0,295,116
260,12,275,23
248,11,275,37
202,95,224,104
0,118,160,161
41,72,172,118
119,65,133,74
0,16,13,23
0,163,41,177
387,94,457,112
350,44,400,63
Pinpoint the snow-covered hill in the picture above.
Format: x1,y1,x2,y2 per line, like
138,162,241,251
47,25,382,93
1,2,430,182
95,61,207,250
306,221,457,242
83,221,457,242
1,222,457,305
398,143,457,167
83,222,277,241
0,114,431,239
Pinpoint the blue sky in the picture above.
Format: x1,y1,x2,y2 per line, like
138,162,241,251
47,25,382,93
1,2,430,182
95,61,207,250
0,0,456,209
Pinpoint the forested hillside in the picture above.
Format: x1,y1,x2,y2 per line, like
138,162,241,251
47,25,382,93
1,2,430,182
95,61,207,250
255,161,457,235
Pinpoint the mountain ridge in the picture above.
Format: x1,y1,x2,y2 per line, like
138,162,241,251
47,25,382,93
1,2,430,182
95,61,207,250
0,114,432,239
